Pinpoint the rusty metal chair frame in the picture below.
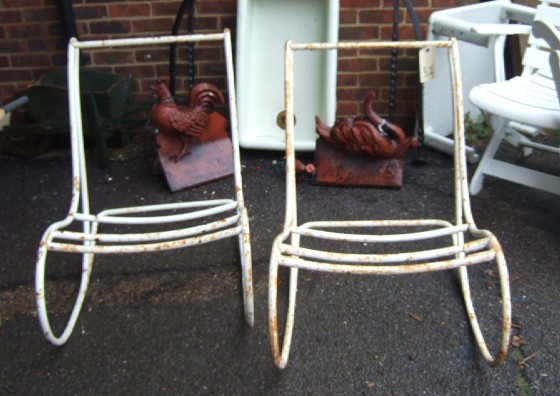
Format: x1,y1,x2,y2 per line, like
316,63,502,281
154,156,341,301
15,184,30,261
269,38,511,369
35,30,254,346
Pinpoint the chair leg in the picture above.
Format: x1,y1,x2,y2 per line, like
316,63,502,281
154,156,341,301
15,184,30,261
458,237,511,367
269,239,299,369
469,117,508,195
238,206,254,327
35,233,95,346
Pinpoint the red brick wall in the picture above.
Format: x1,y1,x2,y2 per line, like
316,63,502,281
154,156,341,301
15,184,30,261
0,0,237,102
337,0,456,125
0,0,471,130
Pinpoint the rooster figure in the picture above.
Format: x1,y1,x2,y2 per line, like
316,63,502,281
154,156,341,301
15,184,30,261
316,91,419,159
151,78,225,162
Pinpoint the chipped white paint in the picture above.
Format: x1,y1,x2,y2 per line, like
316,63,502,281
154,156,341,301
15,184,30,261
35,30,254,346
269,39,511,369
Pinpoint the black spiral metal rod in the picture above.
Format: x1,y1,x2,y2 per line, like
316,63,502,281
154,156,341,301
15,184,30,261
185,0,196,90
389,0,400,123
402,0,426,162
388,0,425,162
169,0,196,96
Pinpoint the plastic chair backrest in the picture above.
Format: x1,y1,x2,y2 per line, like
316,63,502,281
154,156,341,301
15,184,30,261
521,1,560,76
533,17,560,103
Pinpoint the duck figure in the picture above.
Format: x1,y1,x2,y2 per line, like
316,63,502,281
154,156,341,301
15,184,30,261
315,91,419,159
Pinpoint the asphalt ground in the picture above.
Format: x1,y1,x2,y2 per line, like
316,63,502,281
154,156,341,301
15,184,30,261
0,136,558,395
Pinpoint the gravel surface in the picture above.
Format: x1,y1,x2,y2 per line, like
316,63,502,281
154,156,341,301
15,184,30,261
1,139,558,395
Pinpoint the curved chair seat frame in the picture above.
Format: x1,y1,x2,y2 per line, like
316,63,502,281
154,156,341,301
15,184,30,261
269,38,511,369
35,30,254,346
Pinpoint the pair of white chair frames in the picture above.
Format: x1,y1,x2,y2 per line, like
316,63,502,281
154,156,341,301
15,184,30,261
35,31,511,369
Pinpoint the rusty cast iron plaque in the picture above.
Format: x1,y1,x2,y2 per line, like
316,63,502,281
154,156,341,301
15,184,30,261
313,137,404,188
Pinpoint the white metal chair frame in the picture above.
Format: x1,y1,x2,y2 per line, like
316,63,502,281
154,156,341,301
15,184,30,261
35,30,254,346
469,1,560,196
269,38,511,369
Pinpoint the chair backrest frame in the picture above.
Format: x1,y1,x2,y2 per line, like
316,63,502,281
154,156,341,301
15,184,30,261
532,17,560,104
65,30,246,220
521,1,560,76
282,39,474,231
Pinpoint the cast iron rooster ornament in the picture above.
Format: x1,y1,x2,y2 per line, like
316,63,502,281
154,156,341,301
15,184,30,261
315,91,419,159
151,78,225,162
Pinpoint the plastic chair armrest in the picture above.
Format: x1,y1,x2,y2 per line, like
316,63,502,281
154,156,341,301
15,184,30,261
470,24,531,35
502,3,537,25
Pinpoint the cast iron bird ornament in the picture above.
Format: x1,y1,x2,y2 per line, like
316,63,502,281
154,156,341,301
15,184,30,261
151,78,225,162
315,91,419,159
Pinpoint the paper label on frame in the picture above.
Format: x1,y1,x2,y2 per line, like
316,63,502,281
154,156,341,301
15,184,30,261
419,47,436,83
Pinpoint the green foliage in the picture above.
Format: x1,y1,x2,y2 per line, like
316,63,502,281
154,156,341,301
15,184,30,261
517,375,531,396
464,112,492,143
512,348,531,396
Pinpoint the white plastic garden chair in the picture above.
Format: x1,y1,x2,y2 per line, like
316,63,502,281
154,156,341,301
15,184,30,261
424,0,535,164
469,1,560,196
35,30,254,346
269,38,511,369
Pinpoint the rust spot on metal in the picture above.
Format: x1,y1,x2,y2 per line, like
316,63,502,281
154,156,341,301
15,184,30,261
35,31,254,347
72,176,80,191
